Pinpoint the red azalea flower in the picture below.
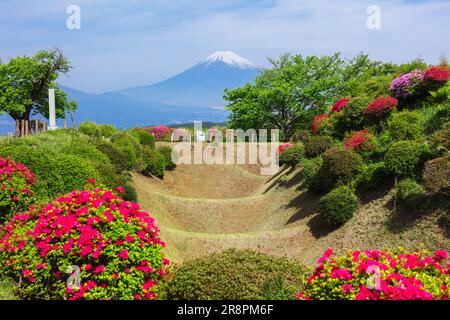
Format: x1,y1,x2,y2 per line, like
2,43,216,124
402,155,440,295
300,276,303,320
331,98,350,113
311,114,330,135
424,66,450,82
364,96,397,116
343,130,376,155
118,250,129,260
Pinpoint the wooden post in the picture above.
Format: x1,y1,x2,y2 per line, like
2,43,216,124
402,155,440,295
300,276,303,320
25,120,29,136
64,119,67,129
34,120,39,133
43,122,47,131
15,120,20,137
20,120,25,137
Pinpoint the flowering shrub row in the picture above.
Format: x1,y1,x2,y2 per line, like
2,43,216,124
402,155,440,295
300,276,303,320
0,156,35,223
0,184,169,300
343,130,376,156
144,125,171,141
390,65,449,98
298,248,450,300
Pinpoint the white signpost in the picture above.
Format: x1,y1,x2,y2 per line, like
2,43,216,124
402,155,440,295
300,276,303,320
195,131,205,142
48,88,58,130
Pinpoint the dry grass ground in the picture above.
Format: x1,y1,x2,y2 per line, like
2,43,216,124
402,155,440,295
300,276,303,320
135,144,450,266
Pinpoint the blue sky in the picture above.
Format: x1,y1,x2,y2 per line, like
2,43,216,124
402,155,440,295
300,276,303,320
1,0,449,93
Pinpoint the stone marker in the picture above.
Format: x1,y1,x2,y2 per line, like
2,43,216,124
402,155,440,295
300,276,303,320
48,88,58,130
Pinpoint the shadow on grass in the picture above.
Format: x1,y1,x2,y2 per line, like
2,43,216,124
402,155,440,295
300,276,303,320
263,165,300,194
385,193,450,234
357,180,394,206
307,214,339,239
283,189,338,239
284,191,321,225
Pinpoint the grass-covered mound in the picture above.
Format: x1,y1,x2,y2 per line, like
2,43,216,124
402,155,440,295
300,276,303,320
165,249,306,300
0,185,170,300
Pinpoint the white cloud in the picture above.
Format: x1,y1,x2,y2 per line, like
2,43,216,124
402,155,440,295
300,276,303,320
1,0,449,92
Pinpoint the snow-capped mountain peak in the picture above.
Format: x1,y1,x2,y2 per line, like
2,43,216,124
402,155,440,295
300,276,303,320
202,51,256,69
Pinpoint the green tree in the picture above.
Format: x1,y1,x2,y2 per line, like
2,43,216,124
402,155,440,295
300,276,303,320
0,49,77,129
225,53,377,139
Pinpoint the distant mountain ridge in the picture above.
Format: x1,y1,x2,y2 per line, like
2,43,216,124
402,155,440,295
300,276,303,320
117,51,260,108
0,51,259,133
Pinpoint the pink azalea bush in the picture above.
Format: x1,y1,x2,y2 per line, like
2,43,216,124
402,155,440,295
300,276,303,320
311,114,331,135
297,248,450,300
343,130,376,156
0,184,170,300
390,70,424,98
331,98,350,113
0,156,35,223
145,125,171,141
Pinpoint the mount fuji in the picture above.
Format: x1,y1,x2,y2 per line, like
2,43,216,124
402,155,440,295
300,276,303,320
0,51,260,133
117,51,260,108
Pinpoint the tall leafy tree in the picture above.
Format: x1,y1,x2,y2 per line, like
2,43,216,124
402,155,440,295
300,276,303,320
0,49,77,126
225,52,385,139
225,53,348,139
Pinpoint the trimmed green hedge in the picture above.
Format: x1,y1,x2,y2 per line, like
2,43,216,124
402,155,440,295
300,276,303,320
319,186,358,226
385,140,431,178
165,249,306,300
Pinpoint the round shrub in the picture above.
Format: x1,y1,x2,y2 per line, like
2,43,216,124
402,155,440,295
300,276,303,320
298,248,450,300
385,140,431,177
343,130,376,157
290,129,310,143
141,147,165,179
387,111,423,141
319,186,358,226
94,141,128,173
313,148,362,192
0,156,35,223
304,135,333,158
157,146,177,170
429,122,450,156
299,157,322,189
78,122,101,138
279,143,304,166
311,114,331,135
394,178,426,208
62,141,109,164
99,124,117,138
351,162,388,192
331,96,370,135
111,132,142,170
132,130,156,149
92,162,127,190
422,157,450,195
51,155,102,195
364,96,398,117
0,187,169,300
165,249,306,300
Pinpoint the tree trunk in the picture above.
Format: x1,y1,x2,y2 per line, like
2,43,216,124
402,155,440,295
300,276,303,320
12,107,32,137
